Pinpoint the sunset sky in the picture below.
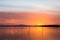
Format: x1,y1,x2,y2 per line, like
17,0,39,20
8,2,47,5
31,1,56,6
0,0,60,25
0,12,60,25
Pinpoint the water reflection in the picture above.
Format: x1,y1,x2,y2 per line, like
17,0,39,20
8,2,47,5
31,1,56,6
43,27,60,40
0,27,60,40
0,27,29,40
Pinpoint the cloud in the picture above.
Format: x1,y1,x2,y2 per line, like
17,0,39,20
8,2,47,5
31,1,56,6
0,12,60,25
0,0,60,13
0,3,60,13
0,12,30,24
0,12,29,19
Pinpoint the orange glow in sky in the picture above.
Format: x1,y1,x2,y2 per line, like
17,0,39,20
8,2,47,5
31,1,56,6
0,12,60,25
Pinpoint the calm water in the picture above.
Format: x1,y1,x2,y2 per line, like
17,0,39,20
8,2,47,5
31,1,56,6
0,27,60,40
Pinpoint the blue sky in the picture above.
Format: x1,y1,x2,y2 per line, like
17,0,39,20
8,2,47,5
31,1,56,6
0,0,60,13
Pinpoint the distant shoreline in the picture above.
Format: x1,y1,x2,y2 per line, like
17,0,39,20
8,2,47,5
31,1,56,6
0,25,60,27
